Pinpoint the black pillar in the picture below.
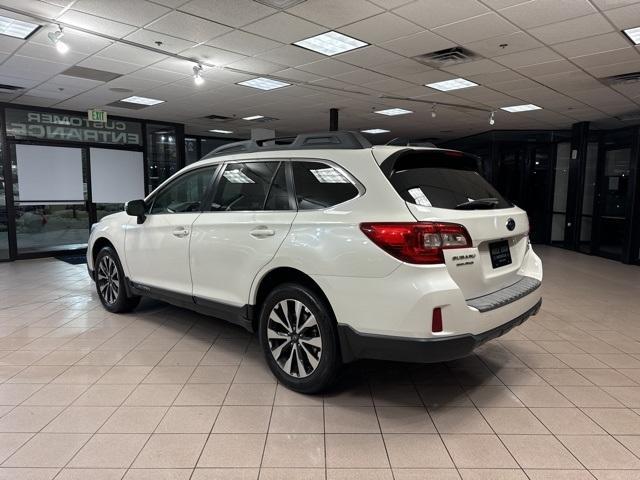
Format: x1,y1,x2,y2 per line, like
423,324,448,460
329,108,339,131
565,121,589,249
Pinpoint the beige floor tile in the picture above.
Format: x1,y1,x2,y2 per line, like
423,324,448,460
556,386,624,407
376,406,436,433
197,434,266,467
189,366,238,384
583,408,640,434
494,368,546,386
500,434,582,469
175,384,229,406
531,407,606,434
324,405,380,433
459,469,527,479
0,433,34,463
43,406,115,433
124,384,183,406
417,385,473,407
261,433,324,468
384,433,453,468
269,406,324,433
68,433,149,468
52,365,110,384
327,469,394,480
159,350,206,366
465,386,524,407
0,468,59,480
559,434,640,469
98,366,152,384
99,406,167,433
144,366,195,384
212,406,271,433
442,434,517,468
430,407,492,434
0,384,43,405
273,385,323,406
21,384,88,406
258,468,324,479
0,406,63,432
73,384,136,406
3,432,90,467
590,471,640,480
233,363,276,384
524,471,594,480
535,368,592,386
156,406,220,433
578,369,637,386
224,383,276,405
518,354,569,369
510,385,573,407
393,469,460,480
55,468,126,480
192,468,259,479
601,386,640,408
323,384,373,406
118,350,165,366
132,433,207,468
371,384,422,406
325,433,389,468
123,469,192,480
480,407,548,434
7,365,68,383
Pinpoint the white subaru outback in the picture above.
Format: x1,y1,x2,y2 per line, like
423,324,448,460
87,131,542,393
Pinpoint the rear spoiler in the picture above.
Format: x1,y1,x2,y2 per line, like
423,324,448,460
378,148,482,178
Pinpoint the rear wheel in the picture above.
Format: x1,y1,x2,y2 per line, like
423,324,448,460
95,246,140,313
259,283,340,393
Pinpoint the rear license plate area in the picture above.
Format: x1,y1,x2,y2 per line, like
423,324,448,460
489,240,512,269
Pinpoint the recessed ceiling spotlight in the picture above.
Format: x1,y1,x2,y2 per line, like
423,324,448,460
500,104,541,113
121,95,165,106
489,111,495,125
209,129,233,134
242,115,265,121
431,104,437,118
426,78,478,91
0,15,40,39
238,77,290,90
294,31,368,56
375,108,413,116
623,27,640,45
48,25,69,54
361,128,390,134
193,64,204,86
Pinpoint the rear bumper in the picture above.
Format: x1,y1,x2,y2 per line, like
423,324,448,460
338,298,541,363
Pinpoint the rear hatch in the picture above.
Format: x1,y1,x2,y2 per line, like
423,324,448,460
376,148,529,300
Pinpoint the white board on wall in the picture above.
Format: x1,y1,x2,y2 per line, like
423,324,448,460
16,144,84,203
90,148,144,203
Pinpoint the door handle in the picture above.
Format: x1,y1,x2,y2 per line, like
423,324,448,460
250,226,275,238
172,227,190,238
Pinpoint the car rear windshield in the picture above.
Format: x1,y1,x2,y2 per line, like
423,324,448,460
384,150,512,210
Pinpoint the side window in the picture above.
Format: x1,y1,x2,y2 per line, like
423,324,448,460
212,161,280,211
292,161,359,210
264,163,291,211
150,167,215,214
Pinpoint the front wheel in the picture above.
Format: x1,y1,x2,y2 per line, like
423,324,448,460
95,246,140,313
259,283,340,393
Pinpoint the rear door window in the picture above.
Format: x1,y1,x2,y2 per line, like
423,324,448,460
212,161,281,211
292,161,359,210
385,150,511,210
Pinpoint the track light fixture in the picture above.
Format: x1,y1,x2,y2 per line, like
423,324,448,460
193,64,204,86
48,25,68,54
431,104,437,119
489,111,495,126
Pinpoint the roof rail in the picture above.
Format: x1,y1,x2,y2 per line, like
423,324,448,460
206,131,372,157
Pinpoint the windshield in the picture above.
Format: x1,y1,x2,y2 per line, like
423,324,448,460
384,150,512,210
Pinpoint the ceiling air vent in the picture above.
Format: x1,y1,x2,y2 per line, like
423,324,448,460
254,0,306,8
203,114,234,122
601,71,640,86
413,47,479,68
0,83,24,93
62,66,122,82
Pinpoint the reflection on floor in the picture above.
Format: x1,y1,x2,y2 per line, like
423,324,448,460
0,246,640,479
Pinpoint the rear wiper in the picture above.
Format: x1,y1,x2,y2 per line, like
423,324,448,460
454,198,499,210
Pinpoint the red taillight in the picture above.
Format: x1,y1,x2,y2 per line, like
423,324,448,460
359,222,472,264
432,307,443,333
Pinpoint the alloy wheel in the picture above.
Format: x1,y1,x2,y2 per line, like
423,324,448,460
267,299,323,378
97,255,119,305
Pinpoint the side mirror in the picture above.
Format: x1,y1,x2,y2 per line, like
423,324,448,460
125,199,146,223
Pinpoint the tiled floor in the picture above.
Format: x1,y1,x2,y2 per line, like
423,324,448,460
0,246,639,479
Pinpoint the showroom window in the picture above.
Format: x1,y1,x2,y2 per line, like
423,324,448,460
292,161,359,210
150,167,216,214
212,161,282,211
147,124,179,193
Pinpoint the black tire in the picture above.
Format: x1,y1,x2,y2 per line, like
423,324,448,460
259,283,340,393
94,246,140,313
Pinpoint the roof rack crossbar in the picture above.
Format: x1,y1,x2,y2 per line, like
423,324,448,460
206,131,372,157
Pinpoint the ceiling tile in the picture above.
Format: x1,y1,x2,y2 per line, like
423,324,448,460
180,0,276,27
336,45,405,68
58,10,137,38
97,44,167,65
128,66,190,82
179,45,246,66
77,56,141,75
499,0,596,28
494,47,562,68
362,77,415,93
571,47,640,68
529,14,613,45
207,31,283,56
256,45,325,67
145,11,232,43
297,58,358,76
15,42,88,65
124,30,196,54
29,27,113,55
287,0,384,28
584,59,640,78
332,68,390,85
228,57,285,74
273,68,324,82
465,31,543,58
591,0,640,10
516,59,577,77
444,59,507,76
604,3,640,29
469,69,524,84
480,0,530,8
0,0,63,17
373,58,433,78
243,12,325,43
339,13,423,44
0,35,23,55
152,0,190,6
553,32,631,58
381,30,454,57
393,0,489,29
71,0,170,26
433,13,519,44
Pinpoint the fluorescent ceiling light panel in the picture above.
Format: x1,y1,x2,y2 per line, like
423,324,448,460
242,115,265,121
0,15,39,39
361,129,390,134
209,129,233,134
500,104,542,112
294,31,368,56
223,169,255,184
311,167,349,184
121,96,165,106
375,108,413,116
238,77,290,90
623,27,640,45
426,78,478,91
